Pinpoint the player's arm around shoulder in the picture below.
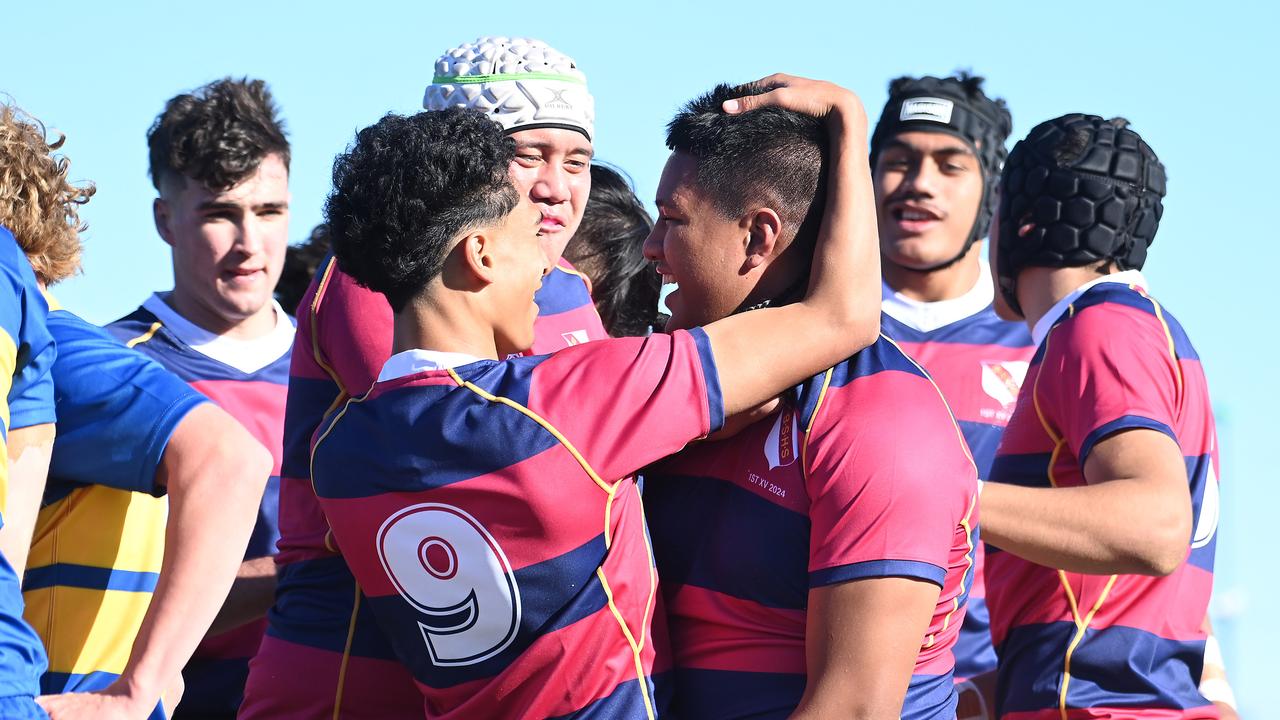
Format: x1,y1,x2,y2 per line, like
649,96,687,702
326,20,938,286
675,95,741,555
701,75,881,418
38,403,270,720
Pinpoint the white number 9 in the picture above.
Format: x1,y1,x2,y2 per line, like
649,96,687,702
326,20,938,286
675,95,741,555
377,503,522,666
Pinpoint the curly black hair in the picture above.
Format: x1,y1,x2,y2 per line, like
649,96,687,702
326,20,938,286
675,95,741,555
562,164,660,337
275,223,331,315
325,108,518,311
147,77,289,192
666,82,828,251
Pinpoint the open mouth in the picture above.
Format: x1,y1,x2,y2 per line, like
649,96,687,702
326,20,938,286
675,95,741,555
891,204,943,233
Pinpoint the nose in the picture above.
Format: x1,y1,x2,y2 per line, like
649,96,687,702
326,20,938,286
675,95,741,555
901,159,939,197
529,163,571,206
642,224,663,263
236,216,266,256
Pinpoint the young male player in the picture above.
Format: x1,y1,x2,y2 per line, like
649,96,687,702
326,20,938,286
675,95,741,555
309,72,879,719
107,77,293,718
240,37,609,719
870,73,1030,684
0,101,271,720
980,115,1221,718
641,83,979,720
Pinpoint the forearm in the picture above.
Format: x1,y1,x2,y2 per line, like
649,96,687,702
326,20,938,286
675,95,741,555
981,479,1188,575
111,406,270,711
206,555,277,636
0,425,54,575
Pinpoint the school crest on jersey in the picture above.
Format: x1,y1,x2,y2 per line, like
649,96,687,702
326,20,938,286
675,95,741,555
561,330,590,346
764,408,799,469
980,360,1029,410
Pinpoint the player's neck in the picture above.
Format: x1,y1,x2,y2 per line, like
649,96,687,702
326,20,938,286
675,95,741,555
882,247,982,303
1016,265,1112,331
392,296,499,360
165,288,277,340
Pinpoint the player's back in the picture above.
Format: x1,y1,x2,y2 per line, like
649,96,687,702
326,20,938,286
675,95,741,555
0,228,54,718
986,279,1219,718
313,330,722,720
879,275,1034,681
645,335,978,720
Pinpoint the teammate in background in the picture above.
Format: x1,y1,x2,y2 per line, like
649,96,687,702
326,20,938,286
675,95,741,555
980,115,1222,718
106,78,292,719
642,82,978,720
240,37,609,719
562,164,662,336
311,72,878,719
0,101,270,720
870,74,1029,688
274,224,330,315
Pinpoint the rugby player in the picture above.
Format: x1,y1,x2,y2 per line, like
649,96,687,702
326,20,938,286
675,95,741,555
981,114,1223,718
309,73,879,719
0,101,270,720
240,37,610,719
870,73,1029,686
642,81,978,720
106,78,293,718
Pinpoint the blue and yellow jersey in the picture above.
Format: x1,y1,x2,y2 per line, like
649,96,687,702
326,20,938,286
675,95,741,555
22,297,205,718
0,228,54,713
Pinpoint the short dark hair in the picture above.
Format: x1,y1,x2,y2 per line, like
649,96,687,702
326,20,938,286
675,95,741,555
666,82,828,249
275,223,331,315
563,164,660,337
148,77,290,192
325,108,518,312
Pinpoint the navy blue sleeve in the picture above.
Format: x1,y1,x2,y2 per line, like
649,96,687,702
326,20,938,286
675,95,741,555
47,309,207,498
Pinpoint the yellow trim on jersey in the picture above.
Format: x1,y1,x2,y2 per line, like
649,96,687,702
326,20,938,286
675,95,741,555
124,321,163,348
40,290,62,312
1031,328,1066,489
634,482,659,655
332,581,364,720
1132,286,1184,396
445,369,615,494
1056,572,1119,719
595,567,656,720
798,367,833,479
552,263,593,295
0,327,15,511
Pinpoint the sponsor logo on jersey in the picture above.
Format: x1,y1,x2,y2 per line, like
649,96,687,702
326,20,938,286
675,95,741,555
900,97,955,124
764,408,799,469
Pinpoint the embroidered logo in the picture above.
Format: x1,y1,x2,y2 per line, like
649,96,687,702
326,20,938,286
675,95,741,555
900,97,955,124
980,360,1029,409
561,330,590,346
764,408,799,469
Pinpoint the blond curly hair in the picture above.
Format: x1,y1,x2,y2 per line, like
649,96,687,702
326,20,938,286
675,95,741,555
0,102,94,285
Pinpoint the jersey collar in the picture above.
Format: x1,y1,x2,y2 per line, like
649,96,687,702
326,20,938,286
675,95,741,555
144,293,294,374
1030,269,1149,347
880,262,995,332
377,349,485,382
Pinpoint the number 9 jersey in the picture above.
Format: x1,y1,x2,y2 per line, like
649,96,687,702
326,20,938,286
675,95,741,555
311,331,724,719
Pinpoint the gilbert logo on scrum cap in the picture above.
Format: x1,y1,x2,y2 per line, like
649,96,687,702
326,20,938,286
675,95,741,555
900,97,955,124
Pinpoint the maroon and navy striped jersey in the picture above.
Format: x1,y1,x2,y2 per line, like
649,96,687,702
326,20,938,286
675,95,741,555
108,293,292,715
880,273,1035,680
242,255,608,719
985,276,1220,719
644,335,979,720
311,331,722,719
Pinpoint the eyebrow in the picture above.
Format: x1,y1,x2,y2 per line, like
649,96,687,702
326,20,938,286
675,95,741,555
514,140,595,159
196,199,289,213
882,138,975,157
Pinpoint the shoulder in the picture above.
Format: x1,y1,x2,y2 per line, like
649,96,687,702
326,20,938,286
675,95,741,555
797,334,933,428
105,305,163,347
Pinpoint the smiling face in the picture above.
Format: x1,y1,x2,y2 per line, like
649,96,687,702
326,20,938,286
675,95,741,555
643,151,753,331
874,130,984,271
155,152,289,337
488,198,550,356
506,127,593,267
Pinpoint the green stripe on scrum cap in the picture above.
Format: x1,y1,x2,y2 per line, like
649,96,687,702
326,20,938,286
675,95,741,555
431,72,586,85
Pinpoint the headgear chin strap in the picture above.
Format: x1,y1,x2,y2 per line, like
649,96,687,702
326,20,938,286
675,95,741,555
996,114,1166,316
424,36,595,141
871,74,1013,271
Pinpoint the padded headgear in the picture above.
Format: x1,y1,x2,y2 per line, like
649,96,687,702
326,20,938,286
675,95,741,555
424,36,595,141
996,114,1166,316
870,73,1012,270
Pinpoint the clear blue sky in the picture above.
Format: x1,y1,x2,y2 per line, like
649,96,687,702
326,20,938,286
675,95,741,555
6,0,1275,711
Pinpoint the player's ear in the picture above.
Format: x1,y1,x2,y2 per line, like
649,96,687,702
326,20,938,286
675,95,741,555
153,198,175,248
743,207,783,271
458,230,498,285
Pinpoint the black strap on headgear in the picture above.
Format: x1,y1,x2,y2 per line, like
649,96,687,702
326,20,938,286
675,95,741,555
996,114,1166,316
870,73,1013,271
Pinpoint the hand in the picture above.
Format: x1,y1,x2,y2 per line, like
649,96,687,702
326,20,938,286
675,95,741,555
722,73,866,132
36,688,152,720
